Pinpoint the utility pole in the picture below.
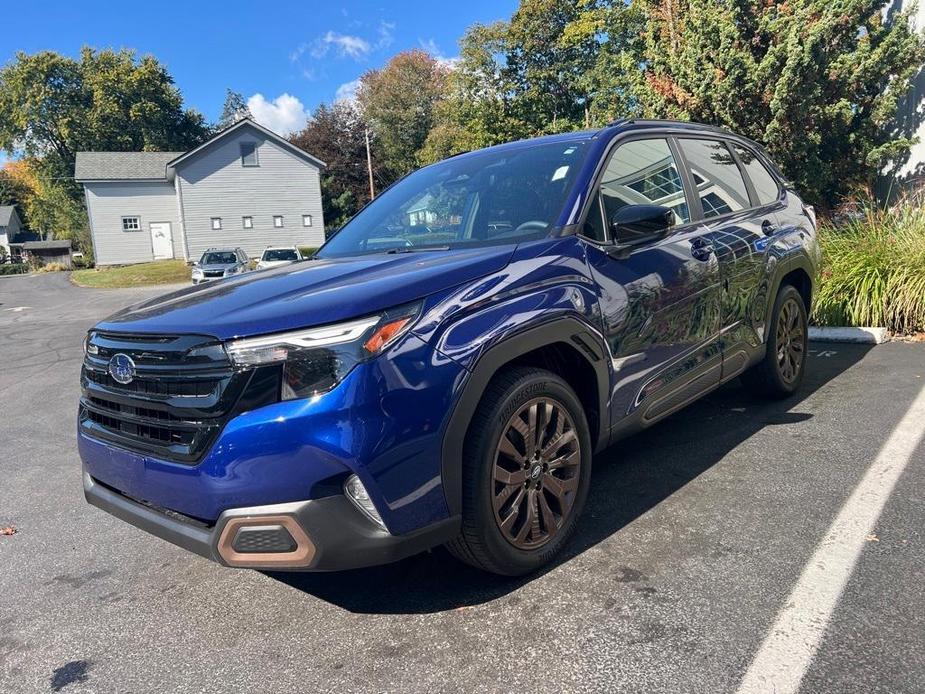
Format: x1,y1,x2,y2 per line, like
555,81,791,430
365,128,376,201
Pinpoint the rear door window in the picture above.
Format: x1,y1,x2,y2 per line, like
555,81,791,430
733,145,780,205
678,139,751,218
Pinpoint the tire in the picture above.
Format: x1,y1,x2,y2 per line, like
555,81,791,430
446,367,593,576
741,284,808,398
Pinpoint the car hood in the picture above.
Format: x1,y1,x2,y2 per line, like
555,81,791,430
197,263,237,272
96,246,517,340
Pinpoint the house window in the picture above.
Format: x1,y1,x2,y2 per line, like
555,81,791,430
122,216,141,232
242,216,253,229
273,215,284,228
302,214,312,227
211,217,223,230
241,142,259,167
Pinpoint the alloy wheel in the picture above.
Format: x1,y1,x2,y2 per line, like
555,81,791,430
492,397,581,550
776,296,805,384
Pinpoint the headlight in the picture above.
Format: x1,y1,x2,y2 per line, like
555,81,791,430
225,302,421,399
191,268,203,278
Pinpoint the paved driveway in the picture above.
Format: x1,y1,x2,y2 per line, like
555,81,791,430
1,273,923,693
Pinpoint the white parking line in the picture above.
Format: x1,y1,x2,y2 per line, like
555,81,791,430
737,383,925,694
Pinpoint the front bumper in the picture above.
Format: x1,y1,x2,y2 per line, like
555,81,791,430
84,471,459,571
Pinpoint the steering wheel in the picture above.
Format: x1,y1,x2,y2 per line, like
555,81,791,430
512,220,549,235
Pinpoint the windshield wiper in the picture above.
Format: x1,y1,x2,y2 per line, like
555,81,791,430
385,246,451,254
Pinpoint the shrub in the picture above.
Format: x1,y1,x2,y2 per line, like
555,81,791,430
37,262,69,273
298,247,319,258
813,199,925,334
0,263,28,276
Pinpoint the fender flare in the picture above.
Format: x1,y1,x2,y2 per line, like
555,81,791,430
439,317,610,517
764,250,817,328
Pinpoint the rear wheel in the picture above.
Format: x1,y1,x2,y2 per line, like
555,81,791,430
446,367,592,576
742,284,808,398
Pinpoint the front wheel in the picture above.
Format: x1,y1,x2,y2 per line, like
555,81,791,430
742,284,808,398
446,367,592,576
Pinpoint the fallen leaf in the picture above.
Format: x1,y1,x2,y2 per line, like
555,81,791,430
866,534,879,542
0,525,17,536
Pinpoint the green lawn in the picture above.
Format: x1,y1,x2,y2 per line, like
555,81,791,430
71,260,191,288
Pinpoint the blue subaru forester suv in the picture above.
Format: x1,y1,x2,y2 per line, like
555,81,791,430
79,120,819,575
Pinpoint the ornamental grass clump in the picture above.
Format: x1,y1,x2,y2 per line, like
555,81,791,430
813,199,925,334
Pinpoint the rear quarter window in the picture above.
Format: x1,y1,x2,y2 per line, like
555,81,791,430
734,145,780,206
678,138,751,218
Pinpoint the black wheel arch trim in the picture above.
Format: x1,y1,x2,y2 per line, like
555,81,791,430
765,250,817,328
440,317,610,518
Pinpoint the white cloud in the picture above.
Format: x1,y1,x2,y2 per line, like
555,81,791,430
247,93,308,136
335,79,362,104
377,21,396,49
311,31,372,60
418,38,460,69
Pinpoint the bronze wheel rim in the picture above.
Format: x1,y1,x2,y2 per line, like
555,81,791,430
492,397,581,550
776,297,805,384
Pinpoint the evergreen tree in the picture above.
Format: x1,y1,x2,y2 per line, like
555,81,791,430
576,0,925,204
218,89,252,129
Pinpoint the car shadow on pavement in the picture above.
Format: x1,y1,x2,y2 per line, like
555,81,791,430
266,343,872,614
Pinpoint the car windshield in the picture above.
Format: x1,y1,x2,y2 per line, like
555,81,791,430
263,249,299,261
316,140,591,258
201,252,237,265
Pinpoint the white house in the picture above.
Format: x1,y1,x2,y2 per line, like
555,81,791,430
75,118,326,265
0,205,24,260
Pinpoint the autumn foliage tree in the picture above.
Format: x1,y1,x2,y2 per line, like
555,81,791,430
356,50,449,178
290,101,388,230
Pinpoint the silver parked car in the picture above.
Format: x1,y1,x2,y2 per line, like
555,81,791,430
191,248,249,285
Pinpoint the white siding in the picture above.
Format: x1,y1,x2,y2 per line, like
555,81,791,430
84,182,182,265
176,126,326,260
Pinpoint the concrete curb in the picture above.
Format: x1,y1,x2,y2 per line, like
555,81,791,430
808,326,889,344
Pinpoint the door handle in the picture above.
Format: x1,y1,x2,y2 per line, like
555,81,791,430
761,219,778,236
690,241,714,261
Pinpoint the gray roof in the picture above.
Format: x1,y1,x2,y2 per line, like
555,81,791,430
74,151,183,181
0,205,17,226
21,240,72,250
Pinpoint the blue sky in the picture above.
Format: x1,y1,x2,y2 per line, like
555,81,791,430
3,0,518,140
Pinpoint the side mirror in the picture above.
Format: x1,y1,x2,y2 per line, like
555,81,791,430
611,204,675,241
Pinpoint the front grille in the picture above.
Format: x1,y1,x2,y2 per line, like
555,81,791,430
203,270,224,278
79,332,279,464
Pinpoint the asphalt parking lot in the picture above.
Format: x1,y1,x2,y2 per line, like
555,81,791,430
1,272,924,693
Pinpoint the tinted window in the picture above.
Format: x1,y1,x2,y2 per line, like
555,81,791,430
678,139,750,219
734,145,779,205
201,252,237,265
597,138,691,230
317,141,591,257
263,249,299,261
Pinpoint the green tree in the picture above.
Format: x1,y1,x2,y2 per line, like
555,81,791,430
0,166,32,227
357,50,449,177
575,0,925,204
420,2,603,165
0,48,208,252
217,89,252,129
0,48,209,172
290,101,387,230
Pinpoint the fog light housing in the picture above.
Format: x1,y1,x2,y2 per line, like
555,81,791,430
344,475,385,529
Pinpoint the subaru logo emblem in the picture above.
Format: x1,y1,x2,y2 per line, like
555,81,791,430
108,353,136,385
